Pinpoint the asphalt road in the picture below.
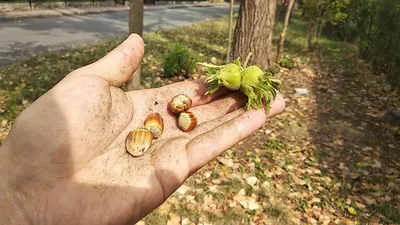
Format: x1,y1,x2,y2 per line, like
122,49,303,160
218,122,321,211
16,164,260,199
0,4,238,65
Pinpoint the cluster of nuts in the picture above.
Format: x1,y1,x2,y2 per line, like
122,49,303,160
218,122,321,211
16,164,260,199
125,112,164,157
168,94,198,132
125,94,197,157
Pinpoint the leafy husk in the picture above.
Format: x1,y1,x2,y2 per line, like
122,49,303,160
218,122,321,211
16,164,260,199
198,52,281,113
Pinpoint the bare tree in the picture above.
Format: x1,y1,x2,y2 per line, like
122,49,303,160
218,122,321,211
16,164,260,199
276,0,295,62
126,0,144,90
232,0,277,70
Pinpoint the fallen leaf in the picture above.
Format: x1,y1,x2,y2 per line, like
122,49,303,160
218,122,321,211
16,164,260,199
385,174,397,179
308,197,321,207
369,217,380,225
356,162,368,167
362,196,377,205
355,202,366,209
307,217,318,224
177,185,190,195
238,200,248,209
347,207,357,215
349,172,360,179
373,160,382,169
216,156,234,167
341,218,355,225
362,146,373,152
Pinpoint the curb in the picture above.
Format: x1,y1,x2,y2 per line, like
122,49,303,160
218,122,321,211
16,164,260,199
0,3,225,22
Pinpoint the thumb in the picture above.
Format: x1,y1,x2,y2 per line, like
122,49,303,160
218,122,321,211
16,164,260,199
70,33,145,87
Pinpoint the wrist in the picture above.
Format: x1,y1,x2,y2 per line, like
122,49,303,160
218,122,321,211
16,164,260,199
0,181,31,225
0,144,34,225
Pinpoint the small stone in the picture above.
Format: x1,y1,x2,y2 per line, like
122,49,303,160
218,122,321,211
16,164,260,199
238,188,246,196
186,195,195,201
1,120,7,127
248,201,260,210
294,88,309,95
262,181,270,189
211,179,221,184
209,185,218,193
246,176,258,186
177,185,189,195
181,218,190,225
195,188,204,194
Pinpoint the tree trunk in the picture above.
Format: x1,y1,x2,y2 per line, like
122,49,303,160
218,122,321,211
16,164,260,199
126,0,144,90
276,0,295,62
315,18,324,45
232,0,277,70
226,0,234,62
308,21,316,52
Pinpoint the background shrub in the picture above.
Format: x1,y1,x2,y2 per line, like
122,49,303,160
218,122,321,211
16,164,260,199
162,42,198,78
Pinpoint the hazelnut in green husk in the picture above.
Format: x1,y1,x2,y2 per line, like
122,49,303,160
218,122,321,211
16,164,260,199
198,52,281,113
198,62,242,94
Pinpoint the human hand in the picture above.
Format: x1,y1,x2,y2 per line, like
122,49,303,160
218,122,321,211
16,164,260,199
0,34,285,225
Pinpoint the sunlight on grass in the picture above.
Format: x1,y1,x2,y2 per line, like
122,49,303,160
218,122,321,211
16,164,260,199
1,8,398,225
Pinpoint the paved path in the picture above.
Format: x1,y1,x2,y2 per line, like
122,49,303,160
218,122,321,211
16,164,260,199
0,4,238,65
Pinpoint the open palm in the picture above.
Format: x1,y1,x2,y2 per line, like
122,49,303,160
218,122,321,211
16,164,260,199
0,34,285,225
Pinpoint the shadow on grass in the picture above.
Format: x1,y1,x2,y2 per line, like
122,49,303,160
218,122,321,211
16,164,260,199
283,12,400,224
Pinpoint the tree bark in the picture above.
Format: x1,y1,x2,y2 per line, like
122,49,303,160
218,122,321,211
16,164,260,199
232,0,277,70
226,0,234,62
276,0,295,62
126,0,144,90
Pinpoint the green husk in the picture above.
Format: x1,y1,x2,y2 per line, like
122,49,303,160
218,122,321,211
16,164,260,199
197,52,282,113
198,63,242,93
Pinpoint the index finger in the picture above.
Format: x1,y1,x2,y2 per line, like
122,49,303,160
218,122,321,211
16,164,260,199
157,78,230,107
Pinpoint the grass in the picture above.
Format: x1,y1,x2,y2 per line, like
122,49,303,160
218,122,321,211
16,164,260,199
204,210,248,225
2,8,399,225
0,10,355,123
142,211,169,224
0,16,231,124
374,203,400,223
0,38,124,121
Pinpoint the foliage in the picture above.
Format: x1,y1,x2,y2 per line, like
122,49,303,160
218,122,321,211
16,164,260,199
162,42,198,78
278,56,294,69
338,0,400,86
302,0,349,24
301,0,350,50
269,64,281,75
